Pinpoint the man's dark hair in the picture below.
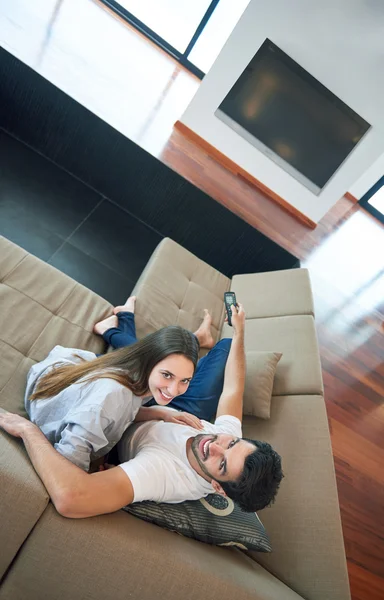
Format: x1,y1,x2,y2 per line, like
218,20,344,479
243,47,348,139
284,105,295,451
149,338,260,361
219,439,283,512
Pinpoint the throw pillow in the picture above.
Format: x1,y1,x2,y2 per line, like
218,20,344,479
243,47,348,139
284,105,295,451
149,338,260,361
243,351,282,419
124,494,271,552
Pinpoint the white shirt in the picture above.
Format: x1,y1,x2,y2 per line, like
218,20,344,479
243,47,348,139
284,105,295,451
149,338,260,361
117,415,242,504
25,346,146,471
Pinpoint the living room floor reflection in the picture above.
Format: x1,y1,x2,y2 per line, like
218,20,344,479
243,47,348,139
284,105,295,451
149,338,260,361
0,131,162,305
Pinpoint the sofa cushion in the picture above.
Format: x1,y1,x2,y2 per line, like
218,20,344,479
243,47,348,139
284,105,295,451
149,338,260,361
231,268,314,319
242,396,351,600
0,414,49,580
243,351,282,419
0,503,305,600
131,238,230,349
0,236,111,415
124,494,271,552
222,315,323,397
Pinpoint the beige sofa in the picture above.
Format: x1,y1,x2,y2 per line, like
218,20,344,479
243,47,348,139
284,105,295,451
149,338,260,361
0,235,351,600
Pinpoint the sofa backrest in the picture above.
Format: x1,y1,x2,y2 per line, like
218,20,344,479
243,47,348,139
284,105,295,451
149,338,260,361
0,236,110,415
131,238,231,353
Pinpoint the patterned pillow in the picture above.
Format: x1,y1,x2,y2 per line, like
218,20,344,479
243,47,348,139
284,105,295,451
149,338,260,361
124,494,271,552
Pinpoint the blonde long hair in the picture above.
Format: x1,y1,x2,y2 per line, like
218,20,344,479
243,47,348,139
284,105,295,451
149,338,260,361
30,326,199,401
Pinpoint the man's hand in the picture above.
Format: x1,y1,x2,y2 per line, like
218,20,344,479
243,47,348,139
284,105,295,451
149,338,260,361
0,410,36,439
230,303,245,334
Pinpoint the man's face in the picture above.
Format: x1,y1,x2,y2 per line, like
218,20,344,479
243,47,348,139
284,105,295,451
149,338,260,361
191,433,255,484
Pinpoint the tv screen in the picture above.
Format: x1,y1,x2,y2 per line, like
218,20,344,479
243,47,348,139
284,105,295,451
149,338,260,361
216,39,370,192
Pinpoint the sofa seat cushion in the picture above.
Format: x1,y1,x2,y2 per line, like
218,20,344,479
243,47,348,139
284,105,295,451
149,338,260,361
222,315,323,397
242,396,351,600
131,238,230,347
0,236,111,414
231,269,314,319
0,503,305,600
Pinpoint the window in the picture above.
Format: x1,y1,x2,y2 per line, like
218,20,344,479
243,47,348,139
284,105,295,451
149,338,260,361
100,0,250,78
360,175,384,224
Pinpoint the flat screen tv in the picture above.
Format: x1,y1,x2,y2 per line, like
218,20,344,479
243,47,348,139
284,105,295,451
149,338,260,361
215,39,370,194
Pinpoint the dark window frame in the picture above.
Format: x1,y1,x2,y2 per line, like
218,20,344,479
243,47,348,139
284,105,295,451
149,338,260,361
99,0,222,79
359,174,384,224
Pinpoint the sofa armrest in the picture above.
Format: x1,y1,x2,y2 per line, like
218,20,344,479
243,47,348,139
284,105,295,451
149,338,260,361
0,420,49,580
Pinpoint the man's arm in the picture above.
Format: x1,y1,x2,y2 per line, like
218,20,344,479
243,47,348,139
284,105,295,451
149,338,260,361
0,412,134,519
215,303,246,421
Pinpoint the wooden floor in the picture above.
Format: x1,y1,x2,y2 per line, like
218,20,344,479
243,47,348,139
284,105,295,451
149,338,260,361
1,1,383,598
165,89,384,600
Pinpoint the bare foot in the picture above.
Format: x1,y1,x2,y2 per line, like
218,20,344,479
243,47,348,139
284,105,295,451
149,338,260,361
113,296,137,315
194,309,214,349
93,314,118,336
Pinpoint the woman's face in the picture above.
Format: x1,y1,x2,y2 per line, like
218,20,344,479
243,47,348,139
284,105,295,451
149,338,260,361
147,354,195,405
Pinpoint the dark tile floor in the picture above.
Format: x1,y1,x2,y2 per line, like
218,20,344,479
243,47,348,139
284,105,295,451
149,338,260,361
0,131,163,305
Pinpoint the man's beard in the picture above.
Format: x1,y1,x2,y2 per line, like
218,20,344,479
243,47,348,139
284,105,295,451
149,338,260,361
191,434,217,480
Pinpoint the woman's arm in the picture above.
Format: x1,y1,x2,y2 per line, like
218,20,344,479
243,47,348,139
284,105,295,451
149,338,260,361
0,411,134,518
135,406,203,429
134,405,178,422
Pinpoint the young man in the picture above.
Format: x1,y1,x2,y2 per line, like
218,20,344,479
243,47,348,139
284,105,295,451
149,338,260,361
0,304,283,517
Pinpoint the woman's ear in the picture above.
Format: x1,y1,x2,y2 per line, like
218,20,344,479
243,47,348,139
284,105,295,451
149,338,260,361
211,480,227,497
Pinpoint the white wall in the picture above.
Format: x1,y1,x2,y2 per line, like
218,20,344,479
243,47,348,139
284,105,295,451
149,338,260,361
180,0,384,223
349,153,384,199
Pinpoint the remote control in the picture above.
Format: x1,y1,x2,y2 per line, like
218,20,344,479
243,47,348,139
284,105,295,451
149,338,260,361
224,292,237,326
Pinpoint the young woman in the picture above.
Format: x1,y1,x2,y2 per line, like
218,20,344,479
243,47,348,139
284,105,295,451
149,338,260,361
25,297,231,472
94,297,232,423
